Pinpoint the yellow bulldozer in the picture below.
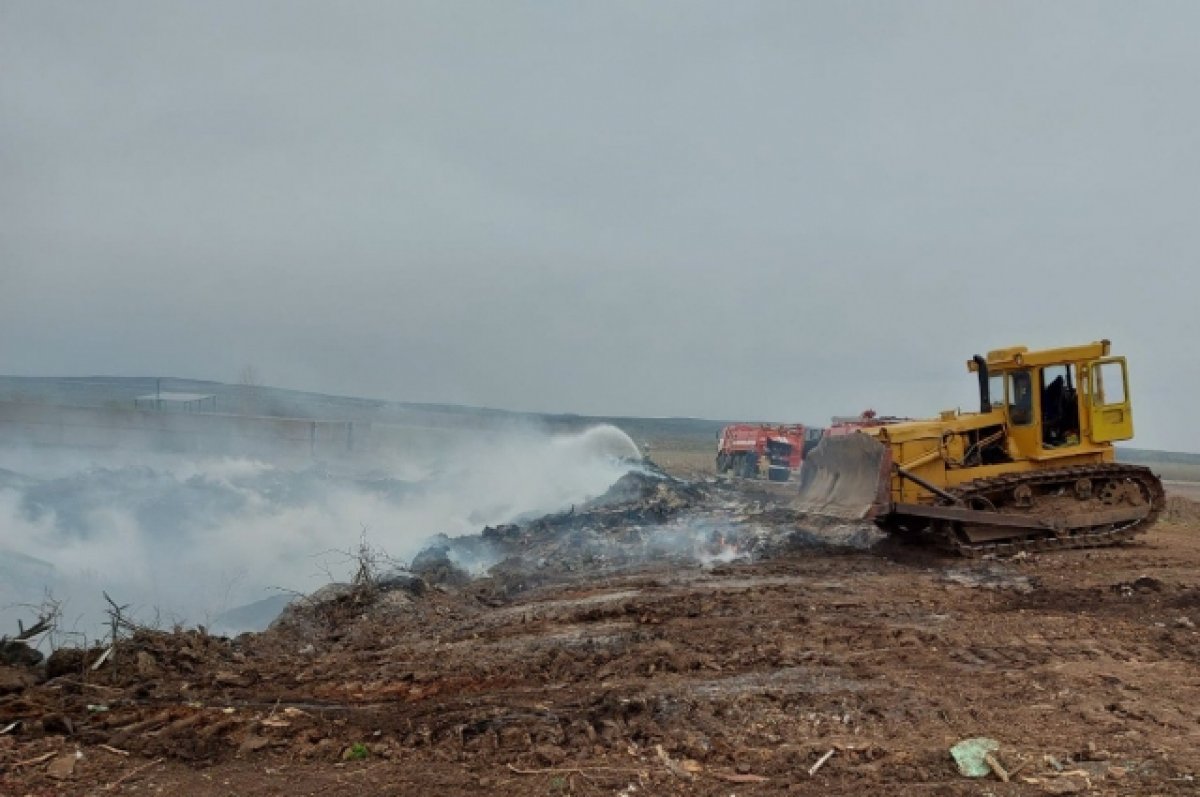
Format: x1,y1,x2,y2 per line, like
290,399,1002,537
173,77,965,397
795,340,1165,555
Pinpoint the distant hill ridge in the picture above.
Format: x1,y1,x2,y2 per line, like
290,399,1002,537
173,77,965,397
0,375,729,437
1116,448,1200,465
0,375,1195,459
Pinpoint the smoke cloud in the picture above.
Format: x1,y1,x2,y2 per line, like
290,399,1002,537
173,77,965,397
0,425,641,638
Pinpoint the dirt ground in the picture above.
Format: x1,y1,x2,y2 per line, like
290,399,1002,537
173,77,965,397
2,447,1200,796
1165,480,1200,502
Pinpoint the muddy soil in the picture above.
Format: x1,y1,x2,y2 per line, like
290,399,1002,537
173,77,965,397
2,470,1199,795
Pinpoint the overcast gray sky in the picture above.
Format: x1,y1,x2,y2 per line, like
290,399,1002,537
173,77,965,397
2,2,1198,450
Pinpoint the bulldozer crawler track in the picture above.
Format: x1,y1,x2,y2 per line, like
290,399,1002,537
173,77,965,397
923,463,1165,557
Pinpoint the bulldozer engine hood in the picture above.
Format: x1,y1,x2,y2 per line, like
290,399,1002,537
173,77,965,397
869,411,1007,444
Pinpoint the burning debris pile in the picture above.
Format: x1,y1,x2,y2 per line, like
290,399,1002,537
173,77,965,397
222,466,767,639
407,469,712,592
257,467,719,629
301,463,882,616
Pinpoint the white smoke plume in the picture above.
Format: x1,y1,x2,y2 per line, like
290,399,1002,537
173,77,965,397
0,425,641,637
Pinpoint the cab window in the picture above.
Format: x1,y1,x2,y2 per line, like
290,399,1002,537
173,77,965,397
1040,365,1080,447
1008,370,1033,426
988,374,1005,411
1092,361,1127,406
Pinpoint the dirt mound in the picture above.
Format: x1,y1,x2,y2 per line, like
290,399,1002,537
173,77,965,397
269,576,427,637
0,665,38,695
0,640,42,668
44,628,241,688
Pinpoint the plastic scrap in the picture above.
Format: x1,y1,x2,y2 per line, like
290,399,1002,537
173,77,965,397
951,737,1001,778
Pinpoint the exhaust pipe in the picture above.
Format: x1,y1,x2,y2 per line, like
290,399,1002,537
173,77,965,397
973,355,990,414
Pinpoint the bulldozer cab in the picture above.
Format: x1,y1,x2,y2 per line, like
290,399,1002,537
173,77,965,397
980,341,1134,458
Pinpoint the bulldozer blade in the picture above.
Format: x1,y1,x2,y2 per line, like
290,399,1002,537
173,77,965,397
793,433,893,521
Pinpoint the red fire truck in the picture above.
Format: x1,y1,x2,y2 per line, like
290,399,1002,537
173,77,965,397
715,424,822,481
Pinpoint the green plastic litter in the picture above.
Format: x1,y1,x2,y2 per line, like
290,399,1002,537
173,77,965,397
950,737,1000,778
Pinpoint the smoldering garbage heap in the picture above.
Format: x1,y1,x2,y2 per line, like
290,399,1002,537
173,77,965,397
392,466,871,599
271,467,721,635
274,465,880,632
412,469,711,591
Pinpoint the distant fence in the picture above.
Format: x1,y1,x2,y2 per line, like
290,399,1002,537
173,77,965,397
0,402,365,459
0,401,485,460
